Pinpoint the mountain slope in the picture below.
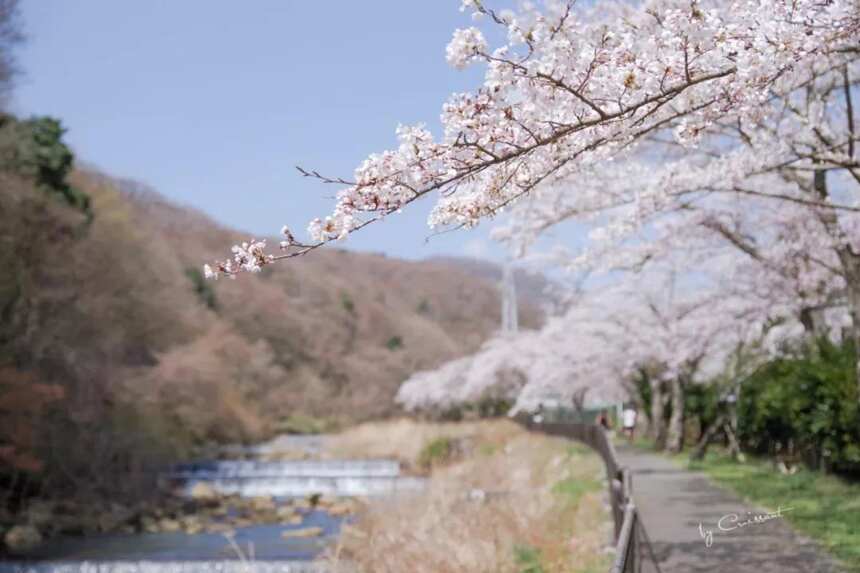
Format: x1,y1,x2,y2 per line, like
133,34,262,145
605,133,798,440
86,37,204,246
1,165,545,500
106,172,544,420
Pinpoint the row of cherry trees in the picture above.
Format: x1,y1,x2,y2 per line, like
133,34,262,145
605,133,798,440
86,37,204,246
208,0,860,445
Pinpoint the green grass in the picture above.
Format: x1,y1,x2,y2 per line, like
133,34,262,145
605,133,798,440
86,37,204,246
552,476,601,504
566,442,591,456
417,436,455,470
686,449,860,571
513,544,545,573
275,413,336,435
478,442,497,457
552,444,603,505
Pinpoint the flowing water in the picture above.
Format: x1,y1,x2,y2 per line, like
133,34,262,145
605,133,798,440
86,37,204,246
2,436,425,573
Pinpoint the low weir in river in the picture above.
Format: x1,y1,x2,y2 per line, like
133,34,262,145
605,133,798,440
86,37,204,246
165,459,424,498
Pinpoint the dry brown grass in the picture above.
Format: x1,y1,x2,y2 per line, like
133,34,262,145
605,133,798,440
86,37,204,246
323,418,521,468
324,419,612,573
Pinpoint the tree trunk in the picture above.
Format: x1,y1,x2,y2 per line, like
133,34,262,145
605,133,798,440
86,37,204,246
812,166,860,402
723,422,745,461
691,412,727,461
844,266,860,401
666,377,685,453
649,379,667,450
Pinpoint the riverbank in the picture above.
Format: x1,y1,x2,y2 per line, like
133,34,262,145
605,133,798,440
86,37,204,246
3,420,613,572
322,419,613,573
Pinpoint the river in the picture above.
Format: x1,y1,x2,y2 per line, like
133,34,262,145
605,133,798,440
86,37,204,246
1,436,425,573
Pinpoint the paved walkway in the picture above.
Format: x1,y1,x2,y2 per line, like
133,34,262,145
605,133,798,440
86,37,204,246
616,446,844,573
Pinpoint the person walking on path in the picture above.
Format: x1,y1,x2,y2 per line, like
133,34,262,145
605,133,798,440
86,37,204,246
596,409,612,431
622,405,637,443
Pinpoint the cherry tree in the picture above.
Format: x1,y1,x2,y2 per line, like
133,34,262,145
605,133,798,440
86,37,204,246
397,255,767,445
395,308,630,415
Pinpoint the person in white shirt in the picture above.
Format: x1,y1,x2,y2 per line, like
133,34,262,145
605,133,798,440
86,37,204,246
622,406,637,442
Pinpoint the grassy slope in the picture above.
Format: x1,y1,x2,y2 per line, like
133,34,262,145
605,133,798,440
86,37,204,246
325,419,612,573
628,435,860,572
106,171,545,423
685,450,860,571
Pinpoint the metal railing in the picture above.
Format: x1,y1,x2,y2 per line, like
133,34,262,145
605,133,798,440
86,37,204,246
516,416,662,573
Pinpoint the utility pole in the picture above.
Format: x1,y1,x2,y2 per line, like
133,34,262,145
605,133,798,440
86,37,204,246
501,262,518,334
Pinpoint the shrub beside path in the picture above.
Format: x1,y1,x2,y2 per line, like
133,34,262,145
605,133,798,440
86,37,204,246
616,445,845,573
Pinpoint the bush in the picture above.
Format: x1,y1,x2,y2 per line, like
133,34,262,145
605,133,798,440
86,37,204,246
738,339,860,474
684,381,721,442
418,436,455,470
474,396,512,418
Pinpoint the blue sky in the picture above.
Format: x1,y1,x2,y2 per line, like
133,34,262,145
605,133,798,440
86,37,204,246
13,1,510,261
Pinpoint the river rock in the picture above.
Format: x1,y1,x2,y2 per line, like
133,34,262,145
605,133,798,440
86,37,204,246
52,515,86,535
157,517,181,532
190,482,218,500
208,503,229,517
180,516,204,535
293,498,312,511
205,522,235,534
4,524,42,554
232,517,254,528
315,495,337,508
249,496,276,512
23,501,55,529
98,503,134,533
276,505,298,518
140,516,160,534
281,526,323,539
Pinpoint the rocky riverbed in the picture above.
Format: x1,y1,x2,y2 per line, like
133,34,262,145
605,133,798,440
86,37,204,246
3,488,361,559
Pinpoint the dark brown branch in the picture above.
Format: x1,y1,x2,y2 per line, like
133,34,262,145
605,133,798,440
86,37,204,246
844,65,856,160
700,218,762,261
295,166,356,186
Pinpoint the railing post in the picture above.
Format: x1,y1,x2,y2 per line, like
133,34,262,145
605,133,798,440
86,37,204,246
610,503,636,573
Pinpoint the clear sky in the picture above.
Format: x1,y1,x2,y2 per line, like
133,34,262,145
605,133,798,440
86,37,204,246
12,1,509,261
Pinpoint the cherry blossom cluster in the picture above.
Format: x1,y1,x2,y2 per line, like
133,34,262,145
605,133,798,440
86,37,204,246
203,225,311,278
207,0,859,279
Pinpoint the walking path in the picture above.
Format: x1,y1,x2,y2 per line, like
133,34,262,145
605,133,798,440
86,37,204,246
615,445,845,573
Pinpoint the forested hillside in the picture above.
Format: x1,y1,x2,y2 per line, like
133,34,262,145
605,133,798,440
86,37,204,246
0,117,542,505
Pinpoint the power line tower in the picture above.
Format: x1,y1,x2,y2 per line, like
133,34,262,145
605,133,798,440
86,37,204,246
500,262,518,334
